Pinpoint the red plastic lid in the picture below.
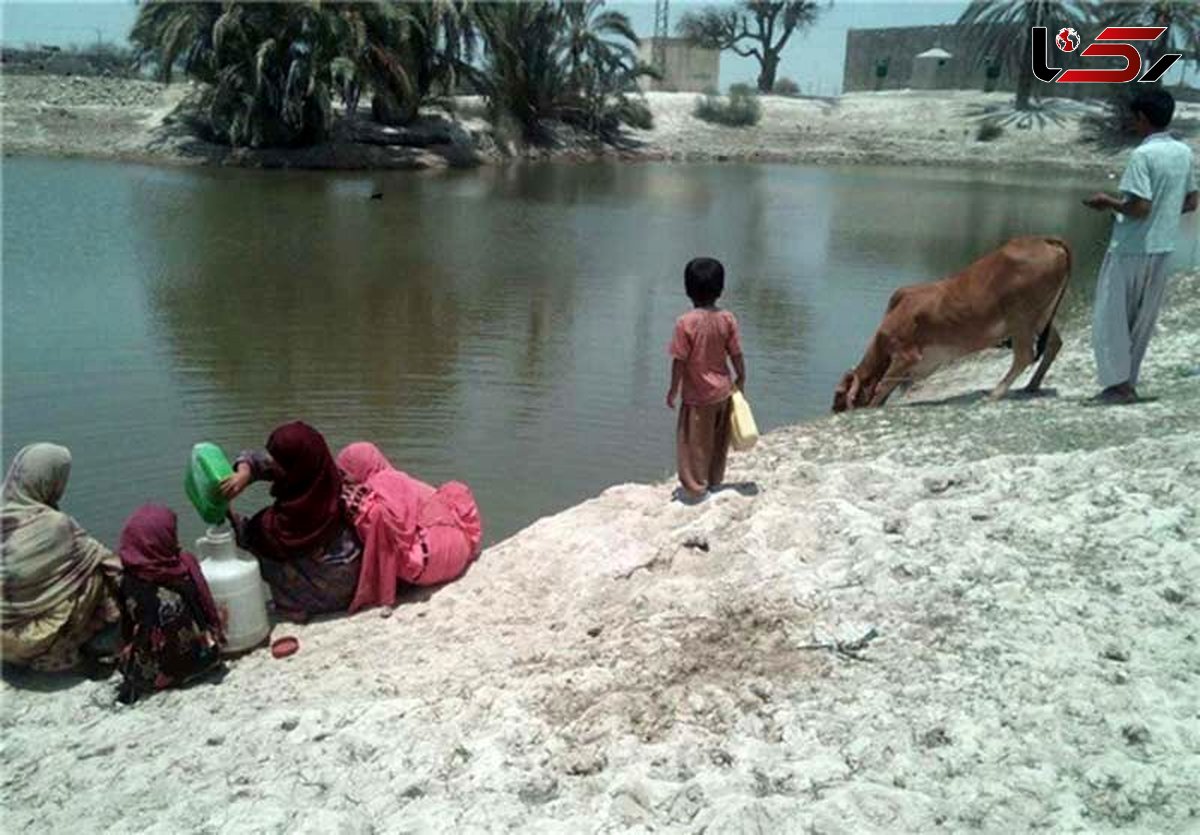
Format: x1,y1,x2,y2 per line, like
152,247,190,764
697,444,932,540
271,636,299,659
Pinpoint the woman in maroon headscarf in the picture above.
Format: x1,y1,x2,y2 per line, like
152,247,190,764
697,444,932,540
116,504,224,703
219,421,362,622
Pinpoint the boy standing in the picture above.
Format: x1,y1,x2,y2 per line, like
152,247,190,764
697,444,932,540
1083,88,1198,404
666,257,746,500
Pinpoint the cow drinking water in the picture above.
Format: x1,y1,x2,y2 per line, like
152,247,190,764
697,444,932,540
832,236,1072,412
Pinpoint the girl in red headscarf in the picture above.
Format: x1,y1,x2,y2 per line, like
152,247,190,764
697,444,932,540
115,504,224,703
336,442,482,614
220,421,362,622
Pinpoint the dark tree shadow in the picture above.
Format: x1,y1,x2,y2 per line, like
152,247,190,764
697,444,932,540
352,556,482,614
671,487,708,505
900,387,1061,409
0,663,95,693
964,98,1097,131
900,389,990,408
711,481,761,497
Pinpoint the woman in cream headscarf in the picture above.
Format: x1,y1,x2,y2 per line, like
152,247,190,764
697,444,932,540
1,443,121,671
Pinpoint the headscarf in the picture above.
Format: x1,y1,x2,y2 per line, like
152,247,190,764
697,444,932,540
339,442,436,503
0,443,114,626
255,422,344,559
337,442,393,484
118,504,223,641
336,443,428,612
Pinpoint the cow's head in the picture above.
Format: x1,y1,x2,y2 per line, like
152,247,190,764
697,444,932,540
832,370,869,413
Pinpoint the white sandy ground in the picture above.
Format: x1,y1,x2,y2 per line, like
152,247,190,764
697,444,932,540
2,265,1198,831
4,73,1199,174
624,90,1197,175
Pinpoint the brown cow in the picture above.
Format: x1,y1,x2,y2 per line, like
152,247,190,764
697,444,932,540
833,236,1071,412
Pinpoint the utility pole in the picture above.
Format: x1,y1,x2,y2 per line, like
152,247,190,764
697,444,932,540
653,0,669,84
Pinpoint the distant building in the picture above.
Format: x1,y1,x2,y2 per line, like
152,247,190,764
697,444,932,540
843,24,1019,94
842,22,1133,99
638,38,720,93
910,46,954,90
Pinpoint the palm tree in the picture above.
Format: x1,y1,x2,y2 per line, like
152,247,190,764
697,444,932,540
468,1,567,139
558,0,651,131
1098,1,1200,76
329,2,419,125
469,0,650,141
561,0,639,87
131,1,420,146
958,0,1091,111
130,1,222,83
364,0,480,124
406,0,477,101
207,4,353,147
131,0,650,146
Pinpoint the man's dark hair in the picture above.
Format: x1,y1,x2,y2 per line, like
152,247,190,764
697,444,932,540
1131,88,1175,130
684,257,725,306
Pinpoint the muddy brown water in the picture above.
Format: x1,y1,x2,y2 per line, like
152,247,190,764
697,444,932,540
3,157,1195,547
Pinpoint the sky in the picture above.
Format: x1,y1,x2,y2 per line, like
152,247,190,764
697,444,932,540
1,0,975,95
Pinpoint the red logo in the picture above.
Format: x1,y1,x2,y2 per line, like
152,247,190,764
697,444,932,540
1032,26,1181,84
1056,28,1080,52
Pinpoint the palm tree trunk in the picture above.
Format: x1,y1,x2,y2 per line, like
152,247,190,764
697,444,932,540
1016,23,1034,111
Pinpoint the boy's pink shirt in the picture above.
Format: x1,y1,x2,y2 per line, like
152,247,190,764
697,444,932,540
668,308,743,406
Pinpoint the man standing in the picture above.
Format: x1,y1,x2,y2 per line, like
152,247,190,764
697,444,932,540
1083,88,1198,404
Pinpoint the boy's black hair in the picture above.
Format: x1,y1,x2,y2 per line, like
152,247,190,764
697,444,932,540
684,257,725,306
1131,88,1175,130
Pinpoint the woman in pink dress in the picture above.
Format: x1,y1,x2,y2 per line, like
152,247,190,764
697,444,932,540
335,442,482,614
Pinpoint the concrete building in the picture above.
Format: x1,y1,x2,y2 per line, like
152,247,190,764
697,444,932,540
638,37,720,93
841,23,1131,98
843,24,1018,94
910,46,954,90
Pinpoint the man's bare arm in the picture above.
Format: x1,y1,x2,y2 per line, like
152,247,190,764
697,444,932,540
1083,192,1152,218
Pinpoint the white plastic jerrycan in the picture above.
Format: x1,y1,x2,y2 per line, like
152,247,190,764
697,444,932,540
196,524,270,654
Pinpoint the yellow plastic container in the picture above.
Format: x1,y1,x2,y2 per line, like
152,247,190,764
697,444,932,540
730,390,759,452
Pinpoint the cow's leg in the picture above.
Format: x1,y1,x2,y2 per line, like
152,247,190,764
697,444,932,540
1024,324,1062,392
989,331,1035,400
868,352,918,407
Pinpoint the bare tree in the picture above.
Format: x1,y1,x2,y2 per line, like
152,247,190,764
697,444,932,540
676,1,824,94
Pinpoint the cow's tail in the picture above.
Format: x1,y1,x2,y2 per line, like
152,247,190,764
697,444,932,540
1035,238,1071,361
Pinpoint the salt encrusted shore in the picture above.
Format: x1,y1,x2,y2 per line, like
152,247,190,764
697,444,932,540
2,271,1197,832
4,73,1194,177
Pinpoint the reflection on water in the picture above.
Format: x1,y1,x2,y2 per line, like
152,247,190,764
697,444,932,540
3,157,1193,547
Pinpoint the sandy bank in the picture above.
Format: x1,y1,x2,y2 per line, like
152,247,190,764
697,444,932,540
5,72,1195,176
3,267,1197,832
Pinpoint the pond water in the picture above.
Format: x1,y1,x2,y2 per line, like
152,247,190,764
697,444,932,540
3,157,1195,547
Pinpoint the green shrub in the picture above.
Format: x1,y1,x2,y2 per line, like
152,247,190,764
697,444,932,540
615,97,654,130
694,84,762,127
772,77,801,97
975,120,1003,142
